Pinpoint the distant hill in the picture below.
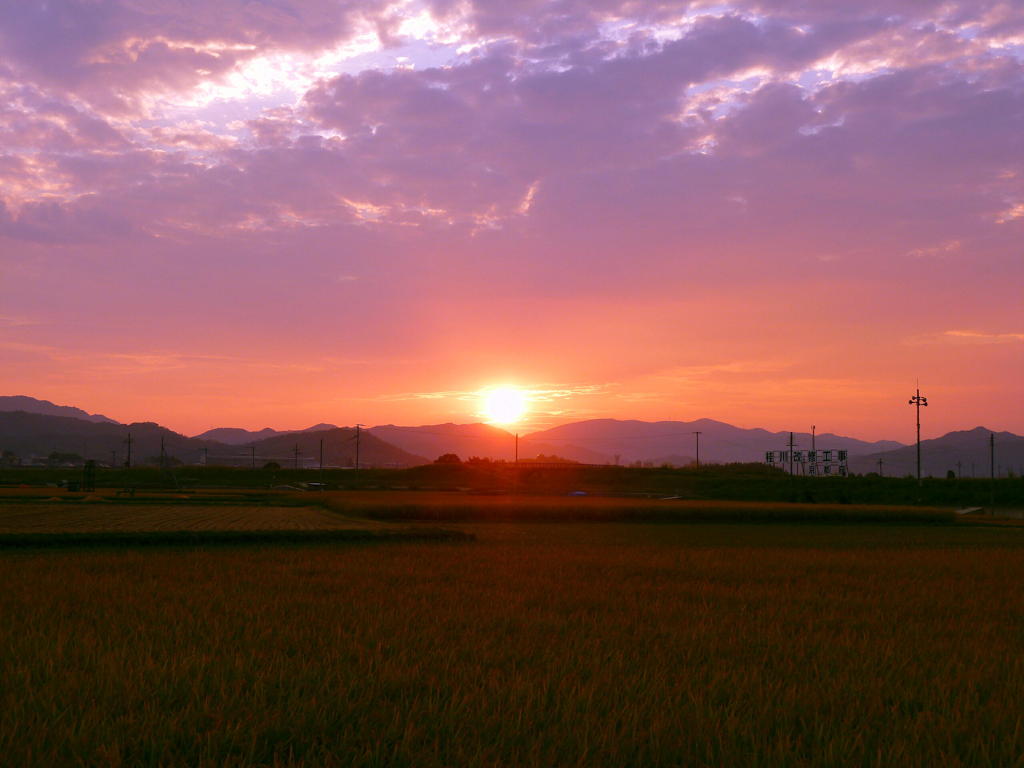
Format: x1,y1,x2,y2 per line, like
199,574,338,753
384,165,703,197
248,427,426,468
849,427,1024,478
522,419,904,465
193,427,282,444
0,412,423,468
369,423,514,463
13,400,1018,476
192,423,340,444
370,423,610,464
0,395,118,424
0,411,224,465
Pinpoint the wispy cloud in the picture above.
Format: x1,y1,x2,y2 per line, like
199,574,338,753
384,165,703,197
373,382,614,404
942,330,1024,343
0,316,40,327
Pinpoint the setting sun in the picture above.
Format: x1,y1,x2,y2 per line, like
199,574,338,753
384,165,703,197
481,387,529,425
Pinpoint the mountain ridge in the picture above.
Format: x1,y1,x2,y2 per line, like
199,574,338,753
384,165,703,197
0,395,118,424
4,395,1020,475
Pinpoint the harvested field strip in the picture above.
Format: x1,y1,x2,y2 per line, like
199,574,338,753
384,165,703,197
0,493,308,506
321,494,954,524
0,528,473,548
0,504,383,533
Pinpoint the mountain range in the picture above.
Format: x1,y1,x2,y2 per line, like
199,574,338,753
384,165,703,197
848,428,1024,479
0,409,426,469
0,396,117,424
518,419,903,466
2,395,1021,476
193,424,340,444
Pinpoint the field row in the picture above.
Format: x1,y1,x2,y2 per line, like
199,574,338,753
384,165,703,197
320,492,955,523
0,504,382,533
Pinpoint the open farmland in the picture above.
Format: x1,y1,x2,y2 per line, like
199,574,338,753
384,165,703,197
318,490,955,524
0,503,383,533
4,523,1024,766
0,500,473,548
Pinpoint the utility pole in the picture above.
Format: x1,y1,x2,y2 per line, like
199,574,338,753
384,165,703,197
877,458,884,477
251,445,255,469
514,432,519,463
811,425,816,453
788,432,795,475
354,424,364,471
111,449,117,467
125,432,133,468
956,460,962,479
908,387,928,484
990,432,996,505
160,435,166,471
203,446,208,466
693,431,702,466
319,438,324,488
293,444,300,470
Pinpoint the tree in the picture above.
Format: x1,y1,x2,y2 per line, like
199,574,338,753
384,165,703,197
263,461,281,471
434,453,462,464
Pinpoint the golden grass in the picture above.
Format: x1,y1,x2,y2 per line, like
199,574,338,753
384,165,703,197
0,503,383,533
0,503,472,548
2,524,1023,766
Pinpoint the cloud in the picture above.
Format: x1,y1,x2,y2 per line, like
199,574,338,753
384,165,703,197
0,0,396,111
1,0,1022,436
942,330,1024,343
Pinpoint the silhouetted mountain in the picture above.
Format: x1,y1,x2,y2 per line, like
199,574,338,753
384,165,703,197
522,419,905,465
369,423,512,462
13,401,1016,477
0,413,423,468
849,427,1024,478
302,423,339,433
0,411,224,465
194,427,281,444
193,423,340,444
369,423,610,464
0,395,118,424
248,427,426,468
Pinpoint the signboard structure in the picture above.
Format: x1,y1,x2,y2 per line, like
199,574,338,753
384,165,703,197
765,449,849,476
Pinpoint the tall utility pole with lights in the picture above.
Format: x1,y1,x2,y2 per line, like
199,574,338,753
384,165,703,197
908,387,928,484
990,432,996,505
693,431,702,466
354,424,365,471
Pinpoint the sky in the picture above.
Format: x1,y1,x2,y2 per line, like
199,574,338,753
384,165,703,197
0,0,1022,440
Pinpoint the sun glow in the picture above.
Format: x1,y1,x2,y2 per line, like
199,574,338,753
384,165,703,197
481,387,529,425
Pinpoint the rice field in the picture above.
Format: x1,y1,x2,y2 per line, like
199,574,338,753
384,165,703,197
3,522,1024,766
0,500,473,548
0,503,383,533
319,491,954,524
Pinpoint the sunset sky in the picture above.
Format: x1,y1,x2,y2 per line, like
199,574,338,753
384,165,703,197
1,0,1021,439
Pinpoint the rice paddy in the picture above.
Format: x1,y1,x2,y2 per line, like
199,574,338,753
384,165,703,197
0,503,381,533
3,515,1024,766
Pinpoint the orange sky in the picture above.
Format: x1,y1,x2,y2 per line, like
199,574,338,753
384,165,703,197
1,1,1022,439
